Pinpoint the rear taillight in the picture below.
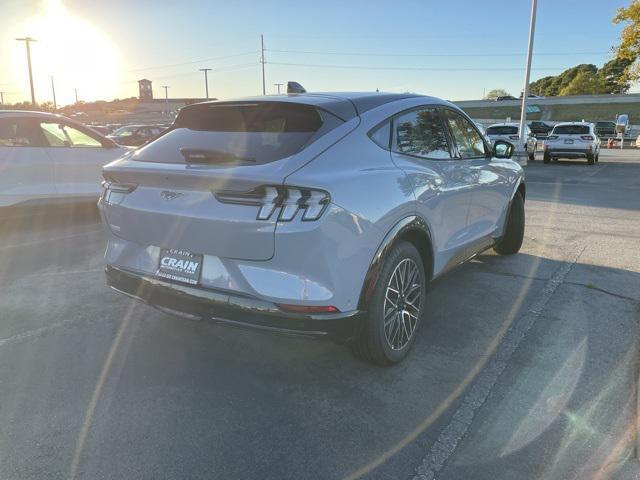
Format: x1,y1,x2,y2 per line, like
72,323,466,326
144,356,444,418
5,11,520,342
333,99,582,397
547,135,559,140
215,185,330,222
101,179,137,194
581,135,594,140
509,135,520,140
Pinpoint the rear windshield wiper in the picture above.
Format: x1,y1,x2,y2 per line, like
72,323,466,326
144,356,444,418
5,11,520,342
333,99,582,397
180,148,256,164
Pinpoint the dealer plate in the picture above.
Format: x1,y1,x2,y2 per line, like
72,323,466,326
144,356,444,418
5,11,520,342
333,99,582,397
157,249,203,285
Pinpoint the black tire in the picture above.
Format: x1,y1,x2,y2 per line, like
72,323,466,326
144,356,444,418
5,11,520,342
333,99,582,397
595,153,599,163
352,241,427,366
528,152,535,161
587,154,595,165
543,152,551,164
494,191,525,255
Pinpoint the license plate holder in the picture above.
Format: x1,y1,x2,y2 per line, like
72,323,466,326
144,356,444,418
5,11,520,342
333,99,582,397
157,249,203,285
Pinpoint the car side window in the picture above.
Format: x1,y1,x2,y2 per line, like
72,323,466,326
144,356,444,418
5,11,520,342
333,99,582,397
442,109,488,159
39,122,102,147
393,108,451,159
369,121,391,150
0,118,43,147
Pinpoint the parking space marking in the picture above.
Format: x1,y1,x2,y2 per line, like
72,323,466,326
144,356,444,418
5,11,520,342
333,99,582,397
411,245,585,480
0,317,86,349
583,164,609,177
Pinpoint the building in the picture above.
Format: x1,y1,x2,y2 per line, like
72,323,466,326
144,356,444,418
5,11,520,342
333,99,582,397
138,79,153,101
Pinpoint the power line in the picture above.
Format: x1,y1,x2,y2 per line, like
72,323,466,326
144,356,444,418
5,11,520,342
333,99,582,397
266,48,609,58
125,51,258,73
266,61,566,72
122,62,258,83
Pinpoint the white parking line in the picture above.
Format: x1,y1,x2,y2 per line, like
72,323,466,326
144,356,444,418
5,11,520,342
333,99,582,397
0,317,84,348
410,245,585,480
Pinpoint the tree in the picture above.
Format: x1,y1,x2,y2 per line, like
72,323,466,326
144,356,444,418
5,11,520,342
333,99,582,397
613,0,640,81
598,57,633,93
485,89,511,100
558,71,606,96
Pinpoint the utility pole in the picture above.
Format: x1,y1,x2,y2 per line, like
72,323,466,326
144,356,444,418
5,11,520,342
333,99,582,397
260,34,266,95
74,88,79,104
199,68,212,99
0,92,4,105
50,76,57,110
16,37,37,105
518,0,537,158
274,83,283,94
162,85,170,115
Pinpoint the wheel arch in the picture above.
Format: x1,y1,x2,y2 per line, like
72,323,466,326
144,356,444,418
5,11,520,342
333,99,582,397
357,216,434,310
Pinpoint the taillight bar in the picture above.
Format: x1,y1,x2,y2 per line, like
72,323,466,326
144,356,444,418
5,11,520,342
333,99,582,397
509,135,520,140
215,185,330,222
101,180,137,194
581,135,595,140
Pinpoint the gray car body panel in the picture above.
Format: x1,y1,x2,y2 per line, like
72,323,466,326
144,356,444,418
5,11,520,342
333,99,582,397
100,93,524,315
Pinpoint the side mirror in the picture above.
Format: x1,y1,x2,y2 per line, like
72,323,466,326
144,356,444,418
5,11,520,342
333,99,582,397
494,140,514,159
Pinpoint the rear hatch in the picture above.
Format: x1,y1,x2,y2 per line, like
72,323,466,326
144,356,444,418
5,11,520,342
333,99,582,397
486,125,520,144
101,100,352,261
547,124,593,148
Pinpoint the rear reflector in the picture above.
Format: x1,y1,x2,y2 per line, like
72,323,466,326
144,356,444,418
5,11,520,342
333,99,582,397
277,304,339,314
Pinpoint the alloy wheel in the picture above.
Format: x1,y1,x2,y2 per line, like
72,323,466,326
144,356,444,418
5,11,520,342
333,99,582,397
383,258,422,350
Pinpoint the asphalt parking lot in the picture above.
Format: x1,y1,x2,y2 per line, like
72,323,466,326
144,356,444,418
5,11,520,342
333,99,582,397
0,149,638,480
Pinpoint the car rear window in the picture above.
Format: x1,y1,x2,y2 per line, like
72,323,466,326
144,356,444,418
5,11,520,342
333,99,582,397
553,125,590,135
133,102,342,165
486,126,518,135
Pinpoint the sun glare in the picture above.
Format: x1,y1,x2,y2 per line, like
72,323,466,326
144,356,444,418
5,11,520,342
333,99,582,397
15,0,120,105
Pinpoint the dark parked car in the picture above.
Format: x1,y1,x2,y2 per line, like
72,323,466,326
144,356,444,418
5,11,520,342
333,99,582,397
106,124,166,146
495,95,517,101
594,121,616,138
529,121,553,137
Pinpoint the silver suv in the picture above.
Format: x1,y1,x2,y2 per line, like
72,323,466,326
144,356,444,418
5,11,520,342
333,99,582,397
543,122,601,165
100,93,526,365
486,122,537,162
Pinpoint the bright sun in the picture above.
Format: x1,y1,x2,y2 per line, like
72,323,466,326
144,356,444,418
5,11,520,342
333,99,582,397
16,0,120,105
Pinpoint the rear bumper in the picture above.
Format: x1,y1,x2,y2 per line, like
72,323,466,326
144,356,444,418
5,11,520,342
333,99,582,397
545,148,593,159
105,265,363,341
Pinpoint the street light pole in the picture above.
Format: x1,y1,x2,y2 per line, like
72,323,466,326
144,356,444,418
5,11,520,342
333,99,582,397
16,37,37,105
519,0,537,157
274,83,283,94
0,92,4,105
50,76,57,110
162,85,170,114
260,34,266,95
199,68,212,99
74,88,79,104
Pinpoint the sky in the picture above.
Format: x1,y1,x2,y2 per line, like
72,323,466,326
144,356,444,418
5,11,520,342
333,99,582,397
0,0,632,106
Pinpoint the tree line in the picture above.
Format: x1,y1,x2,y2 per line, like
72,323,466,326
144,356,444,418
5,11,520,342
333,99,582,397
486,0,640,99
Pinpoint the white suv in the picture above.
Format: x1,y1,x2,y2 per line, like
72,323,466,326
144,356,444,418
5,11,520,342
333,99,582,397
0,111,128,208
486,123,537,162
543,122,600,165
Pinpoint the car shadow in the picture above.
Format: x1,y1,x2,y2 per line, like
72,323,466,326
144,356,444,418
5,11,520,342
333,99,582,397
40,250,637,480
